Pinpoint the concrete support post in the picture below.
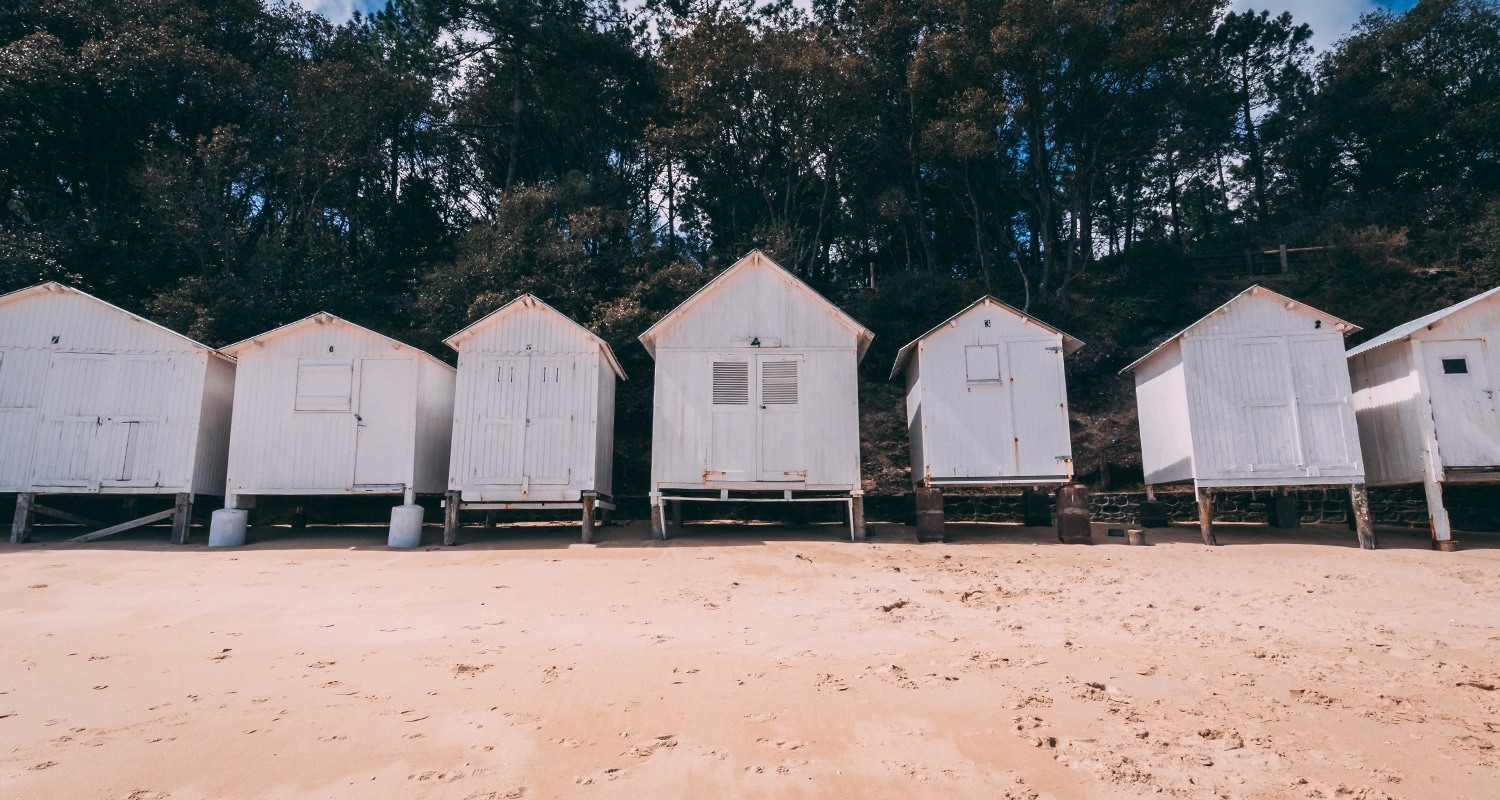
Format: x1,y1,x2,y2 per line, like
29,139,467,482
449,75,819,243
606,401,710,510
1056,484,1092,544
11,492,35,544
1196,486,1218,546
914,486,944,543
1349,484,1377,550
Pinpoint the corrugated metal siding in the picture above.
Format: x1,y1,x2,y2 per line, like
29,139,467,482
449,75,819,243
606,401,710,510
908,303,1072,484
448,303,609,502
1349,343,1425,485
226,321,438,496
1134,341,1195,485
0,289,216,494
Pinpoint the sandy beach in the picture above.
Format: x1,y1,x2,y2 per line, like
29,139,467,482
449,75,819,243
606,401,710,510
2,520,1498,799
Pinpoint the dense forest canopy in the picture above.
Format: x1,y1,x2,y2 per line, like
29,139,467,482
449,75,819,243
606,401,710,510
3,0,1499,492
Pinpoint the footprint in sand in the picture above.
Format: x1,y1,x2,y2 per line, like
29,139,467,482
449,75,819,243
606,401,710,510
814,674,848,692
623,735,677,758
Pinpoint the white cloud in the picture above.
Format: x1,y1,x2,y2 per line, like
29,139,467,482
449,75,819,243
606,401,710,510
1229,1,1398,53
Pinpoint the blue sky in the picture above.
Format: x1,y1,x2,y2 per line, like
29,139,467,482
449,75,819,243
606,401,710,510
295,0,1422,53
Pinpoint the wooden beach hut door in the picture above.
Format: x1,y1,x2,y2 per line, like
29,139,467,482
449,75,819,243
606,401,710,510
1009,340,1070,477
757,355,804,481
523,357,575,485
31,353,172,489
708,355,805,482
472,355,577,486
32,353,112,488
1423,339,1500,467
1288,336,1359,471
474,357,528,484
353,359,414,488
930,344,1013,480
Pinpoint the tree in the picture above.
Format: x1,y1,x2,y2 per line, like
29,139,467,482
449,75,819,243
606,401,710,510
1214,9,1313,223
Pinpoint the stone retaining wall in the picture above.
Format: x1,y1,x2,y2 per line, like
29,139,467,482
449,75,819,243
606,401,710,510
935,484,1498,531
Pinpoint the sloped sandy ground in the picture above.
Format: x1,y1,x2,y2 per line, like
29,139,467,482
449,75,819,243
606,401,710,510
2,521,1497,799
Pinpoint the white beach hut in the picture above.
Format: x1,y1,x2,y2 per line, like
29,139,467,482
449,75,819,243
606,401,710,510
1347,286,1500,550
639,249,873,540
890,297,1083,540
220,313,455,525
1124,285,1375,547
1,282,235,544
440,294,626,544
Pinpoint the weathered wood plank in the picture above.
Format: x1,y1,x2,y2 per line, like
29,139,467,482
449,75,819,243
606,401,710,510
850,495,866,542
581,495,596,544
171,493,193,545
11,493,35,544
442,490,460,546
66,509,175,543
1349,484,1377,550
1196,486,1218,546
31,504,111,531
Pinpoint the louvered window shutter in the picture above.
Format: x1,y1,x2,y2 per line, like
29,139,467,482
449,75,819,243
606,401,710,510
712,361,750,405
760,361,799,405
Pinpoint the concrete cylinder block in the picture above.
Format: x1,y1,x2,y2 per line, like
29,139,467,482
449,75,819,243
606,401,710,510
388,504,425,548
208,508,249,547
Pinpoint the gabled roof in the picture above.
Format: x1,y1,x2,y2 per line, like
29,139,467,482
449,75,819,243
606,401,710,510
443,293,626,380
220,311,453,370
1122,284,1360,374
889,296,1084,379
0,281,234,362
1347,286,1500,358
637,249,875,361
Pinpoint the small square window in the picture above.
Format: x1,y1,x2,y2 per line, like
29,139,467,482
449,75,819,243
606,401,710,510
1441,358,1468,375
965,345,1002,382
296,359,354,411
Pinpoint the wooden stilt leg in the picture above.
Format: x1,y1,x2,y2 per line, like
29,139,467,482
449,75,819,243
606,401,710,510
581,494,596,544
1196,486,1218,546
484,511,495,533
291,506,306,529
1423,474,1456,551
850,493,867,542
11,492,35,544
443,490,460,546
1349,484,1376,550
671,500,683,530
171,493,193,545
